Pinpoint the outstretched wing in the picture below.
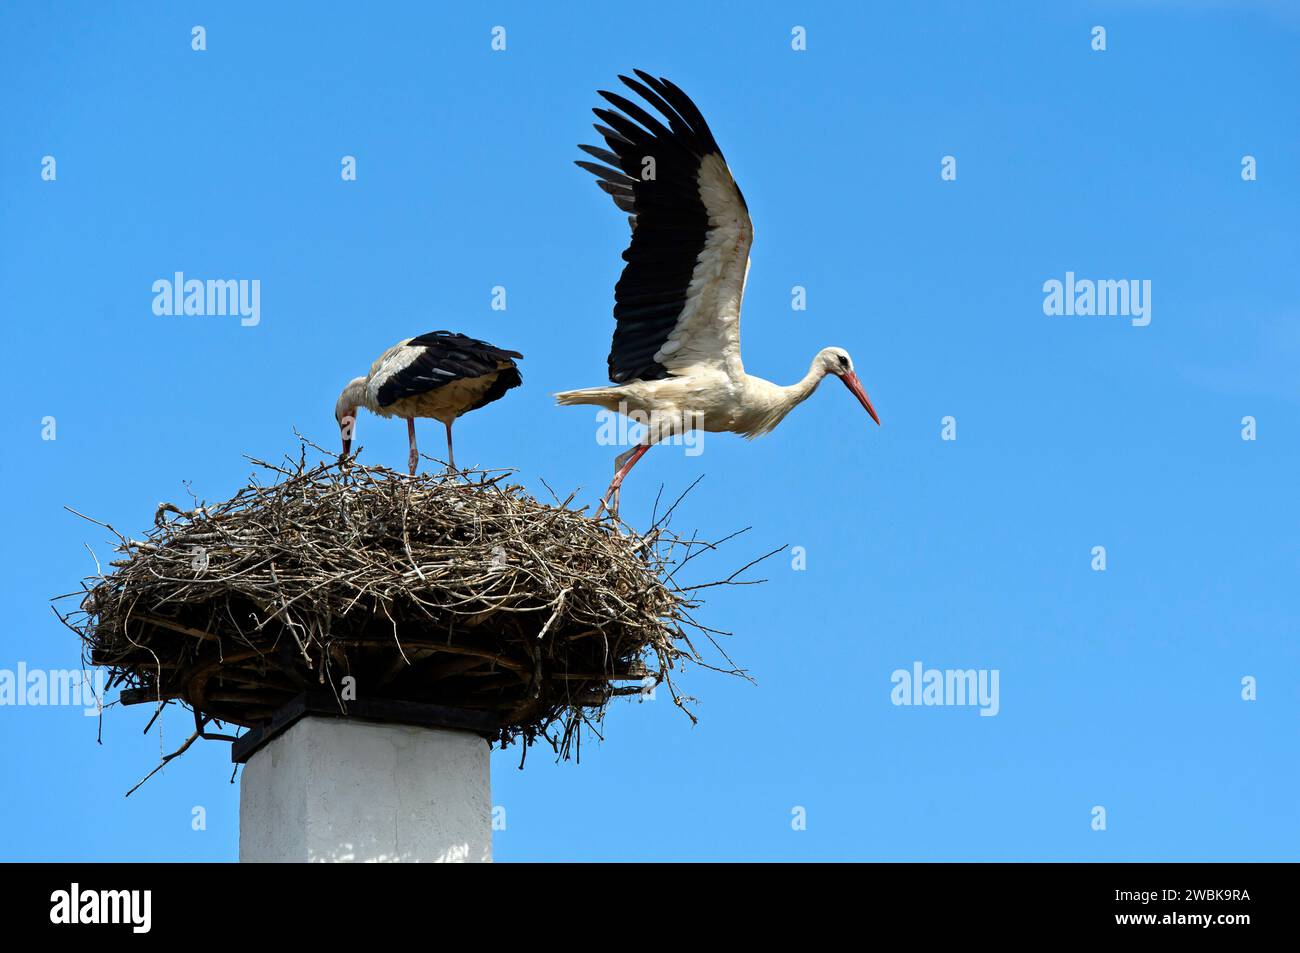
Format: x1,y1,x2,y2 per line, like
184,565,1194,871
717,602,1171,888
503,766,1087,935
576,71,753,384
372,331,522,409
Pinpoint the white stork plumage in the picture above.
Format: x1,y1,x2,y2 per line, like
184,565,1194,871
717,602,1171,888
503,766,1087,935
556,71,881,514
334,331,523,474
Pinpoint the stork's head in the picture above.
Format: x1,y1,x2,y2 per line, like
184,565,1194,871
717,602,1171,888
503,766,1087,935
334,377,366,457
817,347,880,426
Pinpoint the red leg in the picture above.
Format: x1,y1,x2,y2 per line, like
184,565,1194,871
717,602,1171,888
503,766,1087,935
445,420,456,471
406,417,418,475
600,442,652,517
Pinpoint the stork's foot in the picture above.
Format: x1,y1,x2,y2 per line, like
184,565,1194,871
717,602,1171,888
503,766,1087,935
596,443,649,519
596,481,622,520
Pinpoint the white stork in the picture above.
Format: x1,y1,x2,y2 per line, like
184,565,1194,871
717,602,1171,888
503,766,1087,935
334,331,523,474
556,71,880,514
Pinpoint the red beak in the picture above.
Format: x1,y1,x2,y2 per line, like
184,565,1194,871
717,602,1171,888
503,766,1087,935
841,371,881,426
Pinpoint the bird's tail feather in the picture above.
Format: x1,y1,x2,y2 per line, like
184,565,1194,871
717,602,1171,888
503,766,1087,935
554,386,621,409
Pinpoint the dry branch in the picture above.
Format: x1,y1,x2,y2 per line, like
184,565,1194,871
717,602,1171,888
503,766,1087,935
57,447,757,764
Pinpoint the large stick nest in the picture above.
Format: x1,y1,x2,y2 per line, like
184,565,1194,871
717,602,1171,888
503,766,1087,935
59,449,752,761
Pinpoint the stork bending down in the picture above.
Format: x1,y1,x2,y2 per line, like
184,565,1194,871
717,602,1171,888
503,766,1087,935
556,71,880,516
335,331,522,474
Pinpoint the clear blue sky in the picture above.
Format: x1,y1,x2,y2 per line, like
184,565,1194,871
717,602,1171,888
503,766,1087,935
1,1,1296,861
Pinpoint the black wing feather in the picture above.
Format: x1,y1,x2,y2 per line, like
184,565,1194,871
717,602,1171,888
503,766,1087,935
375,331,523,409
575,72,741,383
467,365,523,413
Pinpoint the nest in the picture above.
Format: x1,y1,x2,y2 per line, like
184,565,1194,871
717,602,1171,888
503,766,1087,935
58,448,755,765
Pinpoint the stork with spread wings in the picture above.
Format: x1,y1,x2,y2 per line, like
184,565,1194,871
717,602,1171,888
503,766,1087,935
555,71,879,516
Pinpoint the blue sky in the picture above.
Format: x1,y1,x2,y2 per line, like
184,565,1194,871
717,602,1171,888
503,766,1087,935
1,1,1297,861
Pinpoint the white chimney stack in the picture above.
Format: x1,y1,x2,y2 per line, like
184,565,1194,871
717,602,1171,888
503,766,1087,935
237,701,494,863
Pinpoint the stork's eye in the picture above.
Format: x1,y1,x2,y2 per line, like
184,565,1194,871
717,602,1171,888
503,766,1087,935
838,355,849,368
